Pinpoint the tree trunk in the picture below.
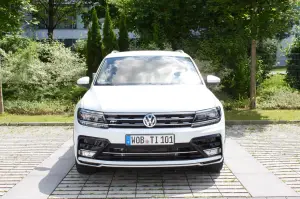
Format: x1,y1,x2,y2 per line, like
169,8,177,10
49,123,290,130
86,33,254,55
48,0,54,40
0,83,3,114
250,39,257,109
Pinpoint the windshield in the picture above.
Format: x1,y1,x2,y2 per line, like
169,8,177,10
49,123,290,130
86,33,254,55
94,56,202,85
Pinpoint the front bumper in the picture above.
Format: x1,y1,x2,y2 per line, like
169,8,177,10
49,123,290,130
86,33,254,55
74,119,225,168
77,156,223,168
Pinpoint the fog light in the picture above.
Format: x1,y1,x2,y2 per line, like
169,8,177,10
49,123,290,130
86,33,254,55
203,148,221,156
78,149,96,158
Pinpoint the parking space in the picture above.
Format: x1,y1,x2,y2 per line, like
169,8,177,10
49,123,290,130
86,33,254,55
3,125,300,198
49,164,249,198
227,124,300,193
0,126,72,198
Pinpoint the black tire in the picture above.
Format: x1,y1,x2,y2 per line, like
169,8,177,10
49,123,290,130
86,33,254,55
76,161,97,174
204,160,224,173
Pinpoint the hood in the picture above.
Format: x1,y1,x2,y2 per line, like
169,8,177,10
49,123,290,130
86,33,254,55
81,85,218,112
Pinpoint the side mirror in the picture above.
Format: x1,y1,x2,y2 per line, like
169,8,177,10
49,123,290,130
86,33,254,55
206,75,220,85
92,73,96,80
77,76,90,88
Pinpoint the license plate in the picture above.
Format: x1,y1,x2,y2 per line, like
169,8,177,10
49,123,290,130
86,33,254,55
125,134,175,146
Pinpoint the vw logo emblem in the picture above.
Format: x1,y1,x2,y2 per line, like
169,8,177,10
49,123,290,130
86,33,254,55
143,113,157,128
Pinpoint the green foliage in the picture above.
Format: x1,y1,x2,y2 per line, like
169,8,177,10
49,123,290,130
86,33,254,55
121,0,205,50
81,0,118,28
1,40,86,101
4,100,74,115
0,0,33,38
86,8,103,83
257,74,300,109
118,13,129,51
185,36,277,99
0,35,31,53
257,40,278,80
286,38,300,89
73,39,87,59
103,5,118,55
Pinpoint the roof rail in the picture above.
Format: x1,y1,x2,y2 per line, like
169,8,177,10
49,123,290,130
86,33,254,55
111,50,119,53
175,50,184,53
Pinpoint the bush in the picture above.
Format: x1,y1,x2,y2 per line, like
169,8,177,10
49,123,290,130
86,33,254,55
4,100,74,115
2,40,86,101
0,35,30,53
286,38,300,89
257,74,300,109
183,37,277,99
73,39,87,59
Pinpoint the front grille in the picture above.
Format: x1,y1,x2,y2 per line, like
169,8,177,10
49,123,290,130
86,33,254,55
104,112,195,128
95,143,203,161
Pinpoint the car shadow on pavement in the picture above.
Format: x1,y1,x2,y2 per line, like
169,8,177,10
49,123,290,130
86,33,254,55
38,145,221,198
38,146,75,198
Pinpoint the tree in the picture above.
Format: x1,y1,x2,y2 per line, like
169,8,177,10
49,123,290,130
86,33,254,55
103,5,118,55
81,0,118,28
118,0,207,50
0,49,5,114
204,0,299,109
286,38,300,89
0,0,33,38
86,8,103,84
118,13,129,51
31,0,83,40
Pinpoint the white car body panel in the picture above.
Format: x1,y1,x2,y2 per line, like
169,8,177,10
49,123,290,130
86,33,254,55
74,50,225,168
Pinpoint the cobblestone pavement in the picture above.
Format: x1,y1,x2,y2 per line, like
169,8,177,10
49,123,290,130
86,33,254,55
227,124,300,194
49,164,249,198
0,126,72,198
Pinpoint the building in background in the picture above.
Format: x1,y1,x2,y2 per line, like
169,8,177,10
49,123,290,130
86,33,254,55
23,13,136,47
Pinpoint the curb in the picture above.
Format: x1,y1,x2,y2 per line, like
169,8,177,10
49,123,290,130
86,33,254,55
0,121,300,126
226,120,300,125
0,122,73,126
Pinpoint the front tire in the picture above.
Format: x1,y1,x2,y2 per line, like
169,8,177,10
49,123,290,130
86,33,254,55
205,160,224,173
76,161,97,174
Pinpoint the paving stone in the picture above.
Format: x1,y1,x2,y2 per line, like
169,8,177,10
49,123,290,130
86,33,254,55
0,126,72,198
227,124,300,194
77,195,107,198
49,195,78,199
106,194,136,198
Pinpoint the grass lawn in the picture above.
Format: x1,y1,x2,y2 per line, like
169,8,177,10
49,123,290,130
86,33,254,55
1,110,300,123
0,114,73,123
271,66,287,73
226,110,300,121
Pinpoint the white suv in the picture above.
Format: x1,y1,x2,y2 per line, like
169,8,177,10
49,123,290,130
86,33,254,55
74,50,225,174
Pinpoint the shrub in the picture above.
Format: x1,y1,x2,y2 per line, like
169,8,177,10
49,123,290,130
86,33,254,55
73,39,87,59
4,100,74,115
2,40,86,101
257,90,300,109
0,35,30,53
286,38,300,89
257,74,300,109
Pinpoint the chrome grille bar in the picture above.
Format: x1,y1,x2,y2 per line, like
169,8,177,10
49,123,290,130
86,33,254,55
104,112,195,128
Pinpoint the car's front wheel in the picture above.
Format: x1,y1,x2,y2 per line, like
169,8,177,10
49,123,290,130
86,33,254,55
204,160,224,173
75,161,97,174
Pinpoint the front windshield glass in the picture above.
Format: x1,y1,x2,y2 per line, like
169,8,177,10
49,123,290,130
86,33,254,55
95,56,202,85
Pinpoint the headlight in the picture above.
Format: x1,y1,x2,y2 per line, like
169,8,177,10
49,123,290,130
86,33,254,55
77,108,108,128
192,107,221,127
